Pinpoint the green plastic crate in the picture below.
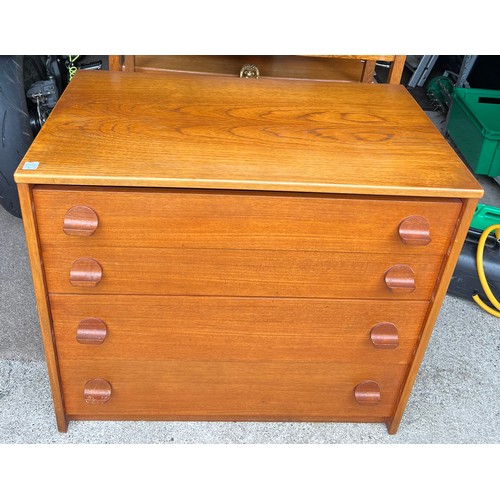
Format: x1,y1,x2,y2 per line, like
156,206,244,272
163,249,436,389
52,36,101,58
447,87,500,177
470,203,500,231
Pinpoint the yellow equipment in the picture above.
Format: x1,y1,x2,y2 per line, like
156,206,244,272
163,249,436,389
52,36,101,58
472,224,500,317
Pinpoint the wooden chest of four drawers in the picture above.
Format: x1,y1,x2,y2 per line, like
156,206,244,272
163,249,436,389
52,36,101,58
14,71,483,433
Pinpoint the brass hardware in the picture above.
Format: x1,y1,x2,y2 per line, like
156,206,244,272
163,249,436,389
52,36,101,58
240,64,260,79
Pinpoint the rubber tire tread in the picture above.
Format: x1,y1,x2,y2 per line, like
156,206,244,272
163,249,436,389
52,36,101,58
0,56,34,217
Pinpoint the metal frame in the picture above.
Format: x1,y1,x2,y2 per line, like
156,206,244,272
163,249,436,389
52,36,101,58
407,55,439,88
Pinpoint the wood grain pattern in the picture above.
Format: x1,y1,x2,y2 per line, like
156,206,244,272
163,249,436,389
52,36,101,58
387,56,407,85
67,413,388,424
354,381,382,404
49,295,429,364
398,215,431,246
129,55,404,84
132,55,365,82
387,197,480,433
108,56,122,72
14,71,485,433
370,323,399,349
360,60,376,83
63,205,98,236
303,55,399,61
123,55,135,72
76,317,107,345
34,187,462,256
14,71,483,199
42,246,443,299
59,359,408,418
69,257,102,287
384,264,416,293
17,184,68,432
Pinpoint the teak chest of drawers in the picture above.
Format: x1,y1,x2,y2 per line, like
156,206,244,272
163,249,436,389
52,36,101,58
14,71,483,434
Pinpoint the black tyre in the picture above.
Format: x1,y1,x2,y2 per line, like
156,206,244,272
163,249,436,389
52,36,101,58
0,56,44,217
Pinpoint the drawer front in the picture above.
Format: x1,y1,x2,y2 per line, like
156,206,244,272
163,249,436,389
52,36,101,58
50,294,429,364
34,187,461,256
43,247,442,299
60,359,408,419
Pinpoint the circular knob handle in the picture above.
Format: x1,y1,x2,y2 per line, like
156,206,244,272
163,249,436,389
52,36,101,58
63,206,98,236
384,264,415,293
398,215,431,246
84,379,112,403
76,318,107,344
70,258,102,287
370,322,399,349
354,381,381,404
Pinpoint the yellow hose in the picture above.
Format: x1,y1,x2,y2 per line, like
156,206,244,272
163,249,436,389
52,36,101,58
472,224,500,317
68,55,79,81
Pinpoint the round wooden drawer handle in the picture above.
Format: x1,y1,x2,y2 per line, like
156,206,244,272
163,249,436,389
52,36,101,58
63,205,98,236
370,322,399,349
398,215,431,246
354,381,381,404
70,258,102,287
77,318,107,344
384,264,415,293
84,379,112,404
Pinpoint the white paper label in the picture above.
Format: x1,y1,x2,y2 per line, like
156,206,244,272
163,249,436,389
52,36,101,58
22,161,40,170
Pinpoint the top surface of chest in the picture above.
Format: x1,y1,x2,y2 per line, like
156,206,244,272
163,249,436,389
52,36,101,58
14,71,482,199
